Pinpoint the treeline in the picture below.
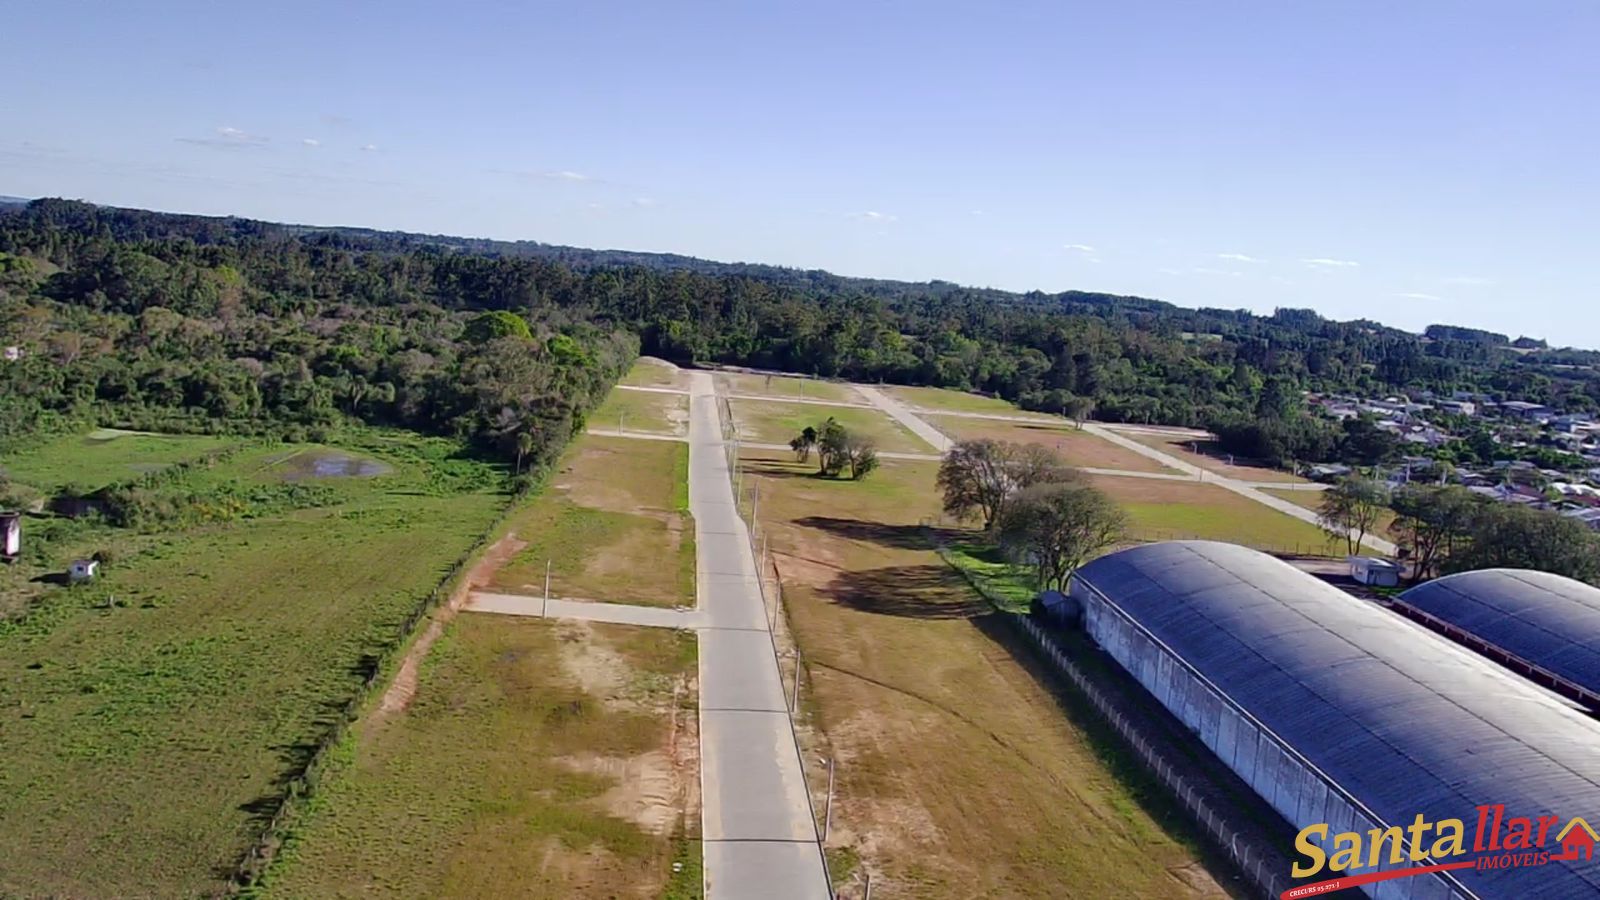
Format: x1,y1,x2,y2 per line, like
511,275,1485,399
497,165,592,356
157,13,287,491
4,199,1599,453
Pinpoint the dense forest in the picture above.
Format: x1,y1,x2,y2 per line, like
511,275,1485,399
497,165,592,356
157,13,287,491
2,198,1597,469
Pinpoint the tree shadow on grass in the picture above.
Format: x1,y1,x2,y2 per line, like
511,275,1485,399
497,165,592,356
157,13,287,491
793,515,967,550
822,563,991,619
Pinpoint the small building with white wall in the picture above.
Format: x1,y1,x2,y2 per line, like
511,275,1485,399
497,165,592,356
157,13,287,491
1349,556,1402,587
68,559,99,582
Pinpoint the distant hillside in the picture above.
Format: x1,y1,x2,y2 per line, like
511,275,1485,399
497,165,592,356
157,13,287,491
2,197,1594,435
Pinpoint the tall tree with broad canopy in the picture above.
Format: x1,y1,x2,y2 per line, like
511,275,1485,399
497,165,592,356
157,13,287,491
996,481,1125,591
1388,484,1479,582
937,438,1079,530
1318,475,1388,555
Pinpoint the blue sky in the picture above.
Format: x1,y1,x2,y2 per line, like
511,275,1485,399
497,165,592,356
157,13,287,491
4,1,1596,344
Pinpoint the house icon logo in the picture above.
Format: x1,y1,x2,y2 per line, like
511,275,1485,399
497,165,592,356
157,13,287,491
1555,817,1598,862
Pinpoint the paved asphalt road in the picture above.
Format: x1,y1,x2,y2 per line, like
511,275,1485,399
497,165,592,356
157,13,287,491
687,372,830,899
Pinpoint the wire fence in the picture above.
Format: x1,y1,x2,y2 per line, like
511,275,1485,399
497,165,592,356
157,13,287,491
1122,527,1341,559
1012,616,1294,899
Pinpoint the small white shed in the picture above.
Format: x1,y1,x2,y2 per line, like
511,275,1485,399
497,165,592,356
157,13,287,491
69,558,100,582
1,511,20,558
1349,556,1401,588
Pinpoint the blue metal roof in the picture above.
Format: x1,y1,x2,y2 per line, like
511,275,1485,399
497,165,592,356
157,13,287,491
1398,569,1600,700
1075,541,1600,899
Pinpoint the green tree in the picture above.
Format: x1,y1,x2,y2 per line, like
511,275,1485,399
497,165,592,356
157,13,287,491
817,417,848,477
463,310,533,343
844,434,879,480
996,481,1125,591
789,425,818,463
1388,484,1479,583
937,439,1078,530
1318,476,1388,555
1445,504,1600,583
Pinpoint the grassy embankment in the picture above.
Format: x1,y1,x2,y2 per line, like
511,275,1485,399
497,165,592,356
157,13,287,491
734,446,1227,898
486,433,694,607
0,429,509,898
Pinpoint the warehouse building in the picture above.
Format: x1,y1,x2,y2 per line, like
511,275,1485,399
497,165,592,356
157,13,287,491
1395,569,1600,710
1069,541,1600,899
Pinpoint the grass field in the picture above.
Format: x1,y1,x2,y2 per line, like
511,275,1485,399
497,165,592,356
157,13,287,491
736,448,1226,898
715,371,860,404
487,434,694,607
884,384,1053,416
728,400,935,454
259,614,699,899
1259,487,1398,546
1124,432,1308,484
0,429,236,492
0,432,509,898
592,386,690,436
1091,476,1339,555
620,357,689,389
928,415,1181,474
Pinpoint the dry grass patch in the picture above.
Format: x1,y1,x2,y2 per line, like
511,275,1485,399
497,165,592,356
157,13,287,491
715,371,860,404
1124,432,1308,484
738,448,1228,898
884,385,1051,416
728,400,935,454
259,615,699,899
620,357,688,389
592,387,690,436
929,415,1180,474
488,435,693,607
1091,476,1339,555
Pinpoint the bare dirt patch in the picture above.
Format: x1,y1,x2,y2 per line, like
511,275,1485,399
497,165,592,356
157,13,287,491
378,530,527,717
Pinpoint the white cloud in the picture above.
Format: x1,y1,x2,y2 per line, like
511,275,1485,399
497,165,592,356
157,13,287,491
360,143,379,152
1157,267,1183,276
1395,292,1441,301
176,125,269,148
1217,252,1260,263
1062,243,1096,254
631,197,656,208
848,210,897,222
301,138,320,147
1443,276,1491,286
1302,257,1360,268
969,209,985,217
544,170,593,182
1193,267,1245,278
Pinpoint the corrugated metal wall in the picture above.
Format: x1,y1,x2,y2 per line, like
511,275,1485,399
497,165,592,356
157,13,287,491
1077,577,1471,900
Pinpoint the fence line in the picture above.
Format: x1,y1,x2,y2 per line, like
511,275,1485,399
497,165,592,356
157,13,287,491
938,547,1290,899
1013,613,1292,899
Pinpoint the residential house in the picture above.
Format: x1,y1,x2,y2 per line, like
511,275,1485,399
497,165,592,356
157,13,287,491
1500,400,1553,422
1435,399,1477,416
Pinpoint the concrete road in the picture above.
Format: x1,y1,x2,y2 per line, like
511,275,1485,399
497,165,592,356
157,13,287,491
688,372,830,899
466,592,708,629
854,384,953,452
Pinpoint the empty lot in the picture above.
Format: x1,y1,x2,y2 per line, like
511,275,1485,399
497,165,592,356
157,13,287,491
728,399,935,454
928,414,1181,474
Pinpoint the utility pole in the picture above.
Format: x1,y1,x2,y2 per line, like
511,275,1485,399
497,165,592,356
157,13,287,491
543,560,551,616
820,756,836,841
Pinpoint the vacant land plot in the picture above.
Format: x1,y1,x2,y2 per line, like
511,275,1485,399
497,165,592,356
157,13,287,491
621,356,689,389
1124,432,1308,484
0,434,508,898
0,429,235,492
885,384,1052,417
737,448,1225,898
1091,476,1339,555
928,415,1180,474
259,614,699,899
488,434,693,607
1259,487,1397,544
716,371,859,404
728,400,934,454
592,386,690,436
